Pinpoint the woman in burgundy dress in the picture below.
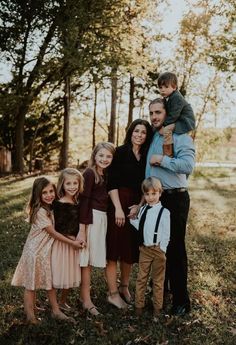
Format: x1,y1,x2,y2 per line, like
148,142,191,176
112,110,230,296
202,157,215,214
106,119,153,309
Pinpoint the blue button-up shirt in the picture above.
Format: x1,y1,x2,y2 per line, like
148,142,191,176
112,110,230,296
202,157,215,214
145,132,195,189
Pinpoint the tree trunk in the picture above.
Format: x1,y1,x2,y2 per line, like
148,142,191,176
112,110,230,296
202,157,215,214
108,67,118,143
14,102,30,173
92,83,98,148
60,76,71,169
126,75,135,131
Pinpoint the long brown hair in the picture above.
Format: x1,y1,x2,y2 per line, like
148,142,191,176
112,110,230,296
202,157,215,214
124,119,153,155
88,142,116,184
27,177,56,224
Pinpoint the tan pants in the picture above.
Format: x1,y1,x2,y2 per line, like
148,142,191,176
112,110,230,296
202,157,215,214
135,245,166,312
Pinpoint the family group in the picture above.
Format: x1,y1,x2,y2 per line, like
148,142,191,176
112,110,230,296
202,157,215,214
11,72,195,324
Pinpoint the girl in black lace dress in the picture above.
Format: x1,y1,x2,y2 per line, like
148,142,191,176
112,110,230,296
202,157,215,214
51,168,85,310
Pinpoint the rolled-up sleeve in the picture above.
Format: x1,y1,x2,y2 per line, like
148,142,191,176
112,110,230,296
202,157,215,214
161,135,195,175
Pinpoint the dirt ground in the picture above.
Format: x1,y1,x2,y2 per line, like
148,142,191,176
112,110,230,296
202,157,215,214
189,169,236,237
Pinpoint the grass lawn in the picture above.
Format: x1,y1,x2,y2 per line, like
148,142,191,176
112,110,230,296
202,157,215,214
0,171,235,345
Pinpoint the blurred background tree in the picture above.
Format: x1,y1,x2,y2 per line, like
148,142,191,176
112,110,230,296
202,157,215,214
0,0,235,173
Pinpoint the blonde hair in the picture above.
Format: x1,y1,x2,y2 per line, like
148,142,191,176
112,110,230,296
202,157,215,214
141,177,163,194
88,142,116,184
27,177,56,224
57,168,84,201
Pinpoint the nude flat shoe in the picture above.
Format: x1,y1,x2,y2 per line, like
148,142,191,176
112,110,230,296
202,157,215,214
107,291,127,309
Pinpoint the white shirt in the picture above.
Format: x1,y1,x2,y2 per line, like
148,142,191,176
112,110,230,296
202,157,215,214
130,202,170,253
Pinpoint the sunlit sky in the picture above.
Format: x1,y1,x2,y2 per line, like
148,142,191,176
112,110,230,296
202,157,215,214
161,0,187,33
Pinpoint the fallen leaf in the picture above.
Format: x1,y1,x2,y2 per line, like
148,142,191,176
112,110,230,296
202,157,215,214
127,325,136,333
228,327,236,336
94,321,108,336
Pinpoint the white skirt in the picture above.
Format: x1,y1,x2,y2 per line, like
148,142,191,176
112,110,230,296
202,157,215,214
79,209,107,268
51,236,81,289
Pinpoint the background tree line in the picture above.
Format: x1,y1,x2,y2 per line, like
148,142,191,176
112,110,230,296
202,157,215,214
0,0,235,173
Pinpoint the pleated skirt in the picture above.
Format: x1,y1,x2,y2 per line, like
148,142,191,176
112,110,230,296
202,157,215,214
79,209,107,268
51,236,81,289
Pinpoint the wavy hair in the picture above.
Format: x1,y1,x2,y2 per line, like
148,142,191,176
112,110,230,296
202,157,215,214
27,177,56,224
124,119,153,155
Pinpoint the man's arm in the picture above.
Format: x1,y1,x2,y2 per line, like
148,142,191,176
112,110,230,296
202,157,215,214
160,134,195,174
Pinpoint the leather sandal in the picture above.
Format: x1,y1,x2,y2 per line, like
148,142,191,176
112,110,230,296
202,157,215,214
59,302,72,312
83,304,100,316
118,284,132,305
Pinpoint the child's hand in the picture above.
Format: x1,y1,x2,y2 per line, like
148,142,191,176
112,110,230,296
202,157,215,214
72,240,83,250
150,154,159,165
79,239,86,249
76,225,87,248
128,205,139,219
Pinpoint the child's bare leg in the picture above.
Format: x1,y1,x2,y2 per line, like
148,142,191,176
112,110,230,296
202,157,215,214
60,289,70,304
163,124,175,157
59,289,71,311
24,289,38,323
47,288,69,320
80,266,99,315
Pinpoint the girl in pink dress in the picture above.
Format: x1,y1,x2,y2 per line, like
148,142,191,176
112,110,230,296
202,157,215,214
51,168,85,310
11,177,82,324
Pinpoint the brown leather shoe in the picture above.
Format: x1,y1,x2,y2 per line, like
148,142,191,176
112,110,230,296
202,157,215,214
163,144,173,157
135,307,143,316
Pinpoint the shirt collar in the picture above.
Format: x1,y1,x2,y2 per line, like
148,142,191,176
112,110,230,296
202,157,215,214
145,201,162,209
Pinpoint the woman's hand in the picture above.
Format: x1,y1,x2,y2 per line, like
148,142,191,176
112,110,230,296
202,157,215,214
127,204,140,219
115,207,125,227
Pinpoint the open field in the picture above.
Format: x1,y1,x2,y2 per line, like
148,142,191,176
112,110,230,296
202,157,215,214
0,170,236,345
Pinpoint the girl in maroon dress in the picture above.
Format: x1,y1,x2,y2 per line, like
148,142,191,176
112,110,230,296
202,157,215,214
79,142,115,316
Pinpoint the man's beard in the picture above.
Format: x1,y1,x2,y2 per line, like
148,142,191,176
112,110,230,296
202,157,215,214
152,123,163,131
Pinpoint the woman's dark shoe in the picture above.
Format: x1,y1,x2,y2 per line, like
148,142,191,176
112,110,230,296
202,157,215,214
171,304,191,316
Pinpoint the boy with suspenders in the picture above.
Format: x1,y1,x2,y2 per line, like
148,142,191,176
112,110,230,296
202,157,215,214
130,177,170,317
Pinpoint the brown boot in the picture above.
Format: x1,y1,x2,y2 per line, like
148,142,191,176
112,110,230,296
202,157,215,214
135,307,143,316
163,144,173,157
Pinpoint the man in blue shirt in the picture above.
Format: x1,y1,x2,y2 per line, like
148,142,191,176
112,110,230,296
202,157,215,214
146,97,195,316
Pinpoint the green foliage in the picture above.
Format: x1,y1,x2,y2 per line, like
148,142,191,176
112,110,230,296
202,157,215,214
0,0,160,171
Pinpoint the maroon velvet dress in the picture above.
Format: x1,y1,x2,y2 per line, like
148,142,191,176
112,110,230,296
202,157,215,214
106,144,147,264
